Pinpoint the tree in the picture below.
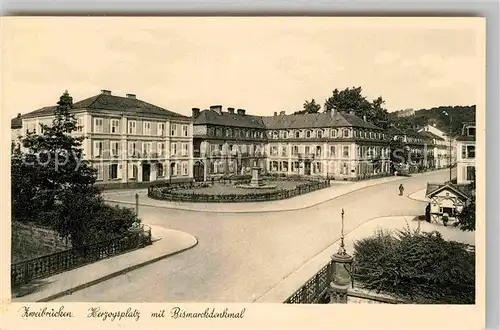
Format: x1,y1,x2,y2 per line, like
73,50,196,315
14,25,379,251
457,176,476,232
12,91,137,247
294,98,321,114
324,87,390,129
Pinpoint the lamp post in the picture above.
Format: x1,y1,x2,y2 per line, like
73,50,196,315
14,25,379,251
135,193,139,217
329,209,354,304
443,111,453,182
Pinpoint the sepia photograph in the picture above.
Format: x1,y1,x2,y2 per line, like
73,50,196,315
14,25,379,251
1,16,486,329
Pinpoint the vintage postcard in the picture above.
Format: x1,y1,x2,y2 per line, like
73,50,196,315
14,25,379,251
1,17,486,329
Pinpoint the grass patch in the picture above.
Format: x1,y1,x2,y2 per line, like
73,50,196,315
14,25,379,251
11,229,58,263
177,180,300,195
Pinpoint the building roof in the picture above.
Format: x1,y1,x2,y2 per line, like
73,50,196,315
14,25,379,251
22,92,189,120
418,130,445,141
425,182,473,199
11,115,22,129
194,109,266,129
261,111,382,130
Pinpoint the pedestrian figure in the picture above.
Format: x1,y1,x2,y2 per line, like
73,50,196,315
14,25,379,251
399,184,404,196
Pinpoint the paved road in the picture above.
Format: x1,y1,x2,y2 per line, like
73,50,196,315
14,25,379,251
54,171,447,302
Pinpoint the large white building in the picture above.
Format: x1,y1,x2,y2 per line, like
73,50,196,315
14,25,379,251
455,122,476,184
17,90,194,188
418,124,454,169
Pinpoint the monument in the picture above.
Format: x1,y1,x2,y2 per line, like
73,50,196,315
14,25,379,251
250,166,264,187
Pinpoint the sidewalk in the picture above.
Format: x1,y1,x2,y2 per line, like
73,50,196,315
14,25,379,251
12,225,198,302
105,171,445,213
408,188,429,202
256,214,475,303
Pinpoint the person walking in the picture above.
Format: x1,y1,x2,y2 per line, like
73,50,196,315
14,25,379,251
399,184,405,196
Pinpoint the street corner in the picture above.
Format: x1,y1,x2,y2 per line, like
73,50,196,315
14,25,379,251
407,188,429,202
146,224,199,252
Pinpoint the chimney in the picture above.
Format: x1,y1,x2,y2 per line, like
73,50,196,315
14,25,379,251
126,94,136,99
237,109,246,115
280,111,286,116
17,113,21,118
228,107,235,114
363,115,367,122
101,89,112,95
192,107,200,118
329,108,336,118
210,105,223,115
274,112,277,116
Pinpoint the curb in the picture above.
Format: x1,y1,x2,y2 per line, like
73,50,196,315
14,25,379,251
406,189,430,203
106,170,448,214
36,236,199,302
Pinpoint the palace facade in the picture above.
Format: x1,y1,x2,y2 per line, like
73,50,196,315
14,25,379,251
193,106,392,181
19,90,194,187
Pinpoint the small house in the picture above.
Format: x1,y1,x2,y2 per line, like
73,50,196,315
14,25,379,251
425,183,474,223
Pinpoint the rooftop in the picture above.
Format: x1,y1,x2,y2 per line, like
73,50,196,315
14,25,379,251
21,91,190,120
425,182,474,199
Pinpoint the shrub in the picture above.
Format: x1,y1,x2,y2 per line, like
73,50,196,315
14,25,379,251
353,226,475,304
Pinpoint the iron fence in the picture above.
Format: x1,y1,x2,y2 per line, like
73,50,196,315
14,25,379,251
11,227,152,287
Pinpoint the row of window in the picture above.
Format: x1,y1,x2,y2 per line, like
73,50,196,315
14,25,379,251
269,160,389,175
93,141,190,158
94,118,189,137
269,129,386,140
393,135,428,144
94,162,189,180
207,126,266,139
209,143,265,155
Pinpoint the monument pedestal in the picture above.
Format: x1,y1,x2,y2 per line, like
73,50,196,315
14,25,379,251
250,166,264,187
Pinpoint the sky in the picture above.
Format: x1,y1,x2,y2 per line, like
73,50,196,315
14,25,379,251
2,17,484,118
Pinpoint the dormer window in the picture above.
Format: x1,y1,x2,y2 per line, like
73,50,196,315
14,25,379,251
343,129,349,138
273,131,279,139
283,131,288,139
330,129,337,138
467,127,476,136
317,130,323,138
306,130,312,138
295,130,300,138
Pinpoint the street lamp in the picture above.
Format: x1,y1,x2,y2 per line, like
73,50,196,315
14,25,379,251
442,111,453,182
329,209,354,304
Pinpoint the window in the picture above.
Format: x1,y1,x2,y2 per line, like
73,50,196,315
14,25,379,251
271,161,279,171
128,120,136,134
143,121,152,135
111,119,120,134
158,142,165,156
329,146,336,157
171,143,178,157
76,117,84,132
292,145,299,156
315,146,322,157
215,127,221,136
128,164,138,179
157,163,164,177
143,142,152,157
183,125,189,137
95,164,103,180
208,127,215,136
343,129,349,138
283,131,288,139
292,161,300,172
181,143,189,157
128,142,137,157
182,162,189,175
109,164,119,180
158,122,165,136
246,130,250,138
305,146,310,155
93,141,103,157
295,131,300,139
281,146,287,157
94,118,104,133
462,145,475,159
273,131,279,139
306,130,312,138
282,161,288,172
111,141,119,157
171,162,178,176
271,145,278,156
317,130,323,138
330,129,337,138
466,166,475,181
343,146,349,157
171,124,177,136
234,129,240,138
467,127,476,136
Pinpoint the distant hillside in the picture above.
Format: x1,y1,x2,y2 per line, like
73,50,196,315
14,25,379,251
389,105,476,137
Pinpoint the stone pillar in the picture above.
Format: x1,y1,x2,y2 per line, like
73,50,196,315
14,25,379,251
328,252,353,304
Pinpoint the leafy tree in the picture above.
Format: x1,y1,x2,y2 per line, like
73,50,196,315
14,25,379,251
11,91,138,247
294,98,321,114
324,87,390,129
457,175,476,232
353,226,475,304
